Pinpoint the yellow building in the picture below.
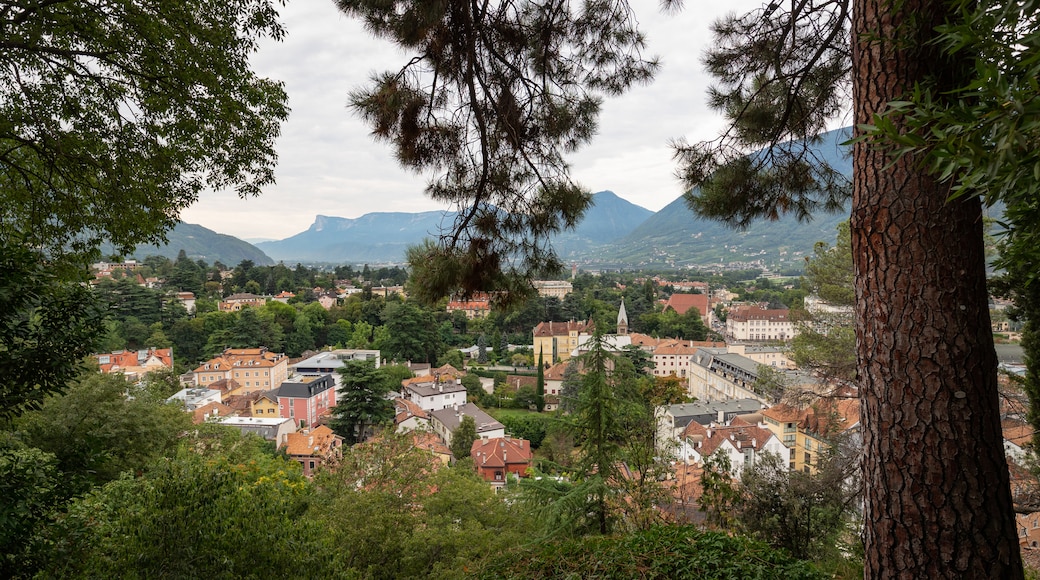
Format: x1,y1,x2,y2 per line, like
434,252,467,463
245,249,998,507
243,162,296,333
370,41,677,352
761,399,859,473
193,347,289,393
533,320,593,363
250,392,280,417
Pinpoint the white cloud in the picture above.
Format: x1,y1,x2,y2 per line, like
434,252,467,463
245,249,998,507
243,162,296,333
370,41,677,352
181,1,765,240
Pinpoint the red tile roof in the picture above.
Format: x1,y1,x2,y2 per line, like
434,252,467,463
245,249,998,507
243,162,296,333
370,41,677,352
664,293,709,317
533,320,593,337
471,437,532,468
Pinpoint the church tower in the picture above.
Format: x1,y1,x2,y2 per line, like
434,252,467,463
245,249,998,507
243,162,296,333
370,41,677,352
617,298,629,336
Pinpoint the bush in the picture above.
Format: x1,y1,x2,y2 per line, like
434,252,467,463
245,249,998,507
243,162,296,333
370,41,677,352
470,525,826,579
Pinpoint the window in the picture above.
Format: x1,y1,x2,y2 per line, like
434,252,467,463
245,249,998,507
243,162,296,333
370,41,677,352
309,460,316,470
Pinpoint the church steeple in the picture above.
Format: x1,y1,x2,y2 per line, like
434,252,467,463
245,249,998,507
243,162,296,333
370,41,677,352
617,298,629,335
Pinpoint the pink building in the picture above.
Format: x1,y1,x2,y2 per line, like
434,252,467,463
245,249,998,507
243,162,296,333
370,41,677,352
273,374,337,428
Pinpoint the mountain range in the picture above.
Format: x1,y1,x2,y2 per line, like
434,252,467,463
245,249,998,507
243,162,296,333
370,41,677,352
124,129,856,270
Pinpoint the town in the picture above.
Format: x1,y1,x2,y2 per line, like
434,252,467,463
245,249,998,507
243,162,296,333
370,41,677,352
5,242,1034,577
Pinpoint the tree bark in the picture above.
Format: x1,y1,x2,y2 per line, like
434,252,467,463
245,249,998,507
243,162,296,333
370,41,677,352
852,0,1023,577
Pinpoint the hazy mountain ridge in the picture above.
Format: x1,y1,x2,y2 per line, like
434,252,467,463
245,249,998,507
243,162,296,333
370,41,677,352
111,222,275,266
256,190,655,264
145,129,858,269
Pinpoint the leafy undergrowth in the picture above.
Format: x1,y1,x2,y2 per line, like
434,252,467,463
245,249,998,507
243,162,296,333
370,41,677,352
470,525,826,579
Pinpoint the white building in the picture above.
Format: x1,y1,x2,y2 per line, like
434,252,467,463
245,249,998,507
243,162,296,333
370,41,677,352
726,305,797,342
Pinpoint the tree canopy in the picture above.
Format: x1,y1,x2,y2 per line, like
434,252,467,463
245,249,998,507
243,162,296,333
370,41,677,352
0,0,288,261
336,0,657,303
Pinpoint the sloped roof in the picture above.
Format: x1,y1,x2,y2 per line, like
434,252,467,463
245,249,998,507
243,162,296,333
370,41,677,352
686,423,777,457
283,425,340,457
533,320,593,337
728,305,790,322
193,347,287,374
394,397,430,423
192,402,235,424
1004,418,1035,448
471,436,532,468
430,403,503,434
96,348,174,373
664,293,709,317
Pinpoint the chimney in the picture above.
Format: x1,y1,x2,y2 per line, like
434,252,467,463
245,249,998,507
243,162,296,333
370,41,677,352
718,410,725,424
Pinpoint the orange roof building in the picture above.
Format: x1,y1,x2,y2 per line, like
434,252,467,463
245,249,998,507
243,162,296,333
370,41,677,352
471,436,532,487
95,348,173,380
533,320,594,363
664,293,710,320
282,425,343,477
192,347,289,394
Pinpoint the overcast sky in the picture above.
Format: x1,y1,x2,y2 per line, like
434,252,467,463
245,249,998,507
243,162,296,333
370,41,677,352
180,1,767,241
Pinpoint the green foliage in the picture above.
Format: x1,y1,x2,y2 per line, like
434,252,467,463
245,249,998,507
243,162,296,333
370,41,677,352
380,301,442,363
639,307,708,341
328,359,397,444
790,223,856,382
0,242,106,419
1,0,288,261
472,524,826,579
42,439,330,578
317,431,536,579
675,0,850,227
802,221,854,306
12,372,192,495
739,450,861,562
699,452,741,530
498,413,550,448
460,373,485,402
559,360,582,414
0,446,63,577
641,374,689,407
451,416,479,461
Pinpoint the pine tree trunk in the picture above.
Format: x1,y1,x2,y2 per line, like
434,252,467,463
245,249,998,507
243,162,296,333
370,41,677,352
852,0,1023,576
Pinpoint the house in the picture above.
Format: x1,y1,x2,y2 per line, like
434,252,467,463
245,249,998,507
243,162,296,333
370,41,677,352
95,348,173,380
401,376,468,412
394,397,431,432
412,431,453,465
533,319,594,363
543,361,574,411
532,280,573,299
219,415,297,447
192,402,235,424
655,399,766,450
292,349,382,384
726,305,797,342
273,374,337,428
283,425,344,477
687,346,815,403
663,292,711,325
760,398,860,473
676,417,788,474
1018,512,1040,549
168,387,222,411
471,436,533,487
317,293,337,310
175,292,197,314
218,292,266,312
429,403,505,447
272,291,295,303
193,347,289,393
1004,418,1034,462
250,391,281,417
206,378,244,401
650,340,729,380
447,292,492,318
